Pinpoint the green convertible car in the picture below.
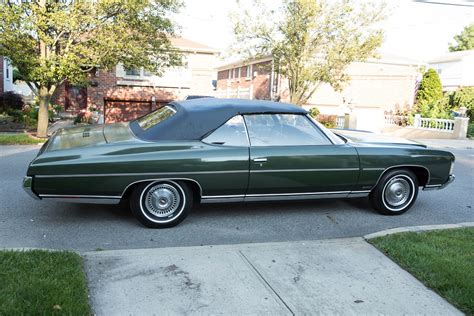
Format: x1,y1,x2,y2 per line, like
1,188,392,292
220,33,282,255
23,98,455,228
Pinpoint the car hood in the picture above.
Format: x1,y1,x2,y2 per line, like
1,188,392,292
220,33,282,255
333,130,427,148
44,123,135,152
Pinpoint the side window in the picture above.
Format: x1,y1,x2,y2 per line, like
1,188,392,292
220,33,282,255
244,114,331,146
202,115,248,147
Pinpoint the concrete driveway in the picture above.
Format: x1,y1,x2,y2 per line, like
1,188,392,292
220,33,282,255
84,238,461,315
0,144,473,251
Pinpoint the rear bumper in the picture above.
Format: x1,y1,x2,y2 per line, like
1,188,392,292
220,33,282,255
23,176,40,200
423,175,455,191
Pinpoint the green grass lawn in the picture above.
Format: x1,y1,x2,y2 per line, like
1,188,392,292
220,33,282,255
0,250,91,315
370,228,474,315
0,133,46,145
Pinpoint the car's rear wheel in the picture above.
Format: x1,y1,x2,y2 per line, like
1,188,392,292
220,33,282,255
370,169,418,215
130,180,193,228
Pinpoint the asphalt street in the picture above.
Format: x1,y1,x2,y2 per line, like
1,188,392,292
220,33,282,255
1,144,473,251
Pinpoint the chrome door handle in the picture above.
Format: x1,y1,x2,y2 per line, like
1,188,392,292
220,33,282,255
253,158,267,163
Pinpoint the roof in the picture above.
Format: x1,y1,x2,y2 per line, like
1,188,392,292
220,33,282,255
366,53,424,67
170,38,219,54
428,50,474,63
217,55,273,71
129,98,306,141
217,52,423,71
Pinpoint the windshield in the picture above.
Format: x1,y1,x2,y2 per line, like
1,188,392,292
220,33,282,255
135,105,176,130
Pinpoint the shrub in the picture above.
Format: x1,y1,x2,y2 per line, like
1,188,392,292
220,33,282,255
74,110,94,124
450,87,474,120
0,91,24,110
20,105,38,129
416,68,443,106
316,114,337,128
308,107,320,118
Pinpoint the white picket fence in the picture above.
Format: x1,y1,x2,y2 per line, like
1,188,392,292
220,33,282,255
417,117,454,131
384,114,455,132
215,87,252,99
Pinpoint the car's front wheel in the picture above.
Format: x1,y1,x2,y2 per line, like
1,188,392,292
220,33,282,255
370,169,418,215
130,180,193,228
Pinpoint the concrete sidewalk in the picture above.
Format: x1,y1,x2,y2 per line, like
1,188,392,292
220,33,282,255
416,138,474,149
84,238,461,315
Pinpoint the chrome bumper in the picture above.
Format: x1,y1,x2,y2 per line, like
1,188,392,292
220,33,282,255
423,175,455,191
23,176,40,200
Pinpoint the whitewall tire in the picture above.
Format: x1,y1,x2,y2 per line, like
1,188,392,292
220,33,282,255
130,180,193,228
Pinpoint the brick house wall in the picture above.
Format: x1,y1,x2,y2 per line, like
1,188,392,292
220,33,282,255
216,59,273,100
0,57,4,95
216,55,421,133
52,38,218,122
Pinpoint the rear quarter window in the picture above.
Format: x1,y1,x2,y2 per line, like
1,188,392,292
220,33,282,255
136,105,176,130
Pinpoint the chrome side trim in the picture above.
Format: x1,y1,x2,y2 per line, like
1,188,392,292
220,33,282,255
369,165,431,189
349,190,371,198
41,198,120,204
38,194,121,204
200,190,372,203
244,192,349,202
201,197,246,203
39,194,122,199
201,194,246,203
202,194,245,199
36,167,361,178
250,168,359,173
23,176,40,200
35,170,248,178
245,191,351,197
120,178,204,198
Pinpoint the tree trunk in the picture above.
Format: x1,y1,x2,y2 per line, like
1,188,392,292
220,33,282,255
36,87,50,138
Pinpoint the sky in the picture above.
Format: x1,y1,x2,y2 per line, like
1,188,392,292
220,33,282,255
174,0,474,63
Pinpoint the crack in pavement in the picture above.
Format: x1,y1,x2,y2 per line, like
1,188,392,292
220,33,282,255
238,250,295,316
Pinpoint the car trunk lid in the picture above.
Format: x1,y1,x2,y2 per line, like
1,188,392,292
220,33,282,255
333,130,427,148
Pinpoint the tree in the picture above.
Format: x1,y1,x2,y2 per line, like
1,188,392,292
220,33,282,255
0,0,182,137
450,87,474,119
449,23,474,52
416,68,443,105
415,68,447,118
231,0,385,105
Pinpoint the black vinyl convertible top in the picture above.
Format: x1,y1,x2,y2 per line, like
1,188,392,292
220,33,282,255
129,98,307,141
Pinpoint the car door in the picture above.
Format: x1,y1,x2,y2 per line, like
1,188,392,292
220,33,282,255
199,115,250,201
244,113,360,199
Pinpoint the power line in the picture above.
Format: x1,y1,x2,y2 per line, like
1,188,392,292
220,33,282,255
413,1,474,7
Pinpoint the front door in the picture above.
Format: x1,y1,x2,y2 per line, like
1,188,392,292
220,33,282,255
244,114,359,198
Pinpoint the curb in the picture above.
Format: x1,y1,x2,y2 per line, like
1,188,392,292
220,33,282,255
363,222,474,240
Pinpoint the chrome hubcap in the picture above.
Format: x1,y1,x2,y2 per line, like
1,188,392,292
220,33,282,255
384,177,411,207
145,183,181,217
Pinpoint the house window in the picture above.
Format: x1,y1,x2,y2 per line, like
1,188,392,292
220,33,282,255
228,69,232,80
245,65,252,79
234,68,239,79
143,69,153,77
5,59,10,80
125,67,141,76
437,68,442,74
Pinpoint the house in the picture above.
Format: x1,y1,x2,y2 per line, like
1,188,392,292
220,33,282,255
428,49,474,91
216,54,422,132
0,56,14,95
53,38,219,123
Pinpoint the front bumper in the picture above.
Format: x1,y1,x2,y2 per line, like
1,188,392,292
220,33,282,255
423,175,455,191
23,176,40,200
